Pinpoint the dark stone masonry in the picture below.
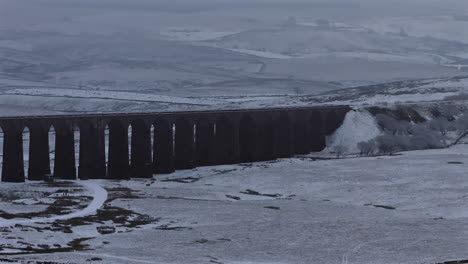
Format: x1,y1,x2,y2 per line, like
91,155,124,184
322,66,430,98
0,106,350,182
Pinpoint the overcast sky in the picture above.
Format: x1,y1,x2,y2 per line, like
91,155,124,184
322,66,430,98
1,0,466,10
0,0,466,32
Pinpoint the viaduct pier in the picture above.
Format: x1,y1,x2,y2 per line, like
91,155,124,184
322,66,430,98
0,106,350,182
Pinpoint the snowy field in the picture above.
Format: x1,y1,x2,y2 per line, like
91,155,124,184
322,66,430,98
2,144,468,263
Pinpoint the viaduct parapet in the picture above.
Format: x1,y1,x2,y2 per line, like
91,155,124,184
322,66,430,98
0,106,351,182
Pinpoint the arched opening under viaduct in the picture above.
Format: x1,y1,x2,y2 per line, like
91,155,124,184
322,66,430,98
49,125,56,177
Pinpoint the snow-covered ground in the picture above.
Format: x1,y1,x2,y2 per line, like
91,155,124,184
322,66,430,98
299,76,468,106
160,27,240,42
3,144,468,263
4,88,225,106
363,16,468,45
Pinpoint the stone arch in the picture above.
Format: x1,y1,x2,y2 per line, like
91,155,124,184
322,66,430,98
130,119,152,178
153,118,174,174
310,111,326,152
150,123,155,162
239,114,256,163
195,117,214,166
108,119,129,179
174,117,195,170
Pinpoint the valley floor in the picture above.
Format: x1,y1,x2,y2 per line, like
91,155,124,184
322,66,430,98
2,145,468,264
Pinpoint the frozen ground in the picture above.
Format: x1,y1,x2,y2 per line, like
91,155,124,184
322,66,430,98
2,144,468,263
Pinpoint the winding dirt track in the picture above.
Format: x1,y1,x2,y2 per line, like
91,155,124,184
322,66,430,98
0,180,108,227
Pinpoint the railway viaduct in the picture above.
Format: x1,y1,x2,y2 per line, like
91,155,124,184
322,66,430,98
0,106,350,182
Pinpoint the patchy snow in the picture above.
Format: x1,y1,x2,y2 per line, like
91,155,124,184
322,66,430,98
223,95,288,102
325,110,382,154
450,52,468,59
0,78,66,88
419,78,468,89
229,48,293,59
4,145,468,263
11,198,54,205
0,40,33,52
297,21,370,33
4,88,225,106
73,252,163,264
0,180,107,227
359,92,459,105
160,27,239,41
363,16,468,45
300,51,439,64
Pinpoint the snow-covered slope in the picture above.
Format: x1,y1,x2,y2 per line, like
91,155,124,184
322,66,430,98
302,75,468,106
206,24,465,59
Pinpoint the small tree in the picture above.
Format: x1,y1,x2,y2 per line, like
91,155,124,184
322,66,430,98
358,140,377,156
332,145,347,158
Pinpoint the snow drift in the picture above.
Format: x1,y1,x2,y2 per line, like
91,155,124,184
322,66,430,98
324,104,468,156
325,110,382,154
